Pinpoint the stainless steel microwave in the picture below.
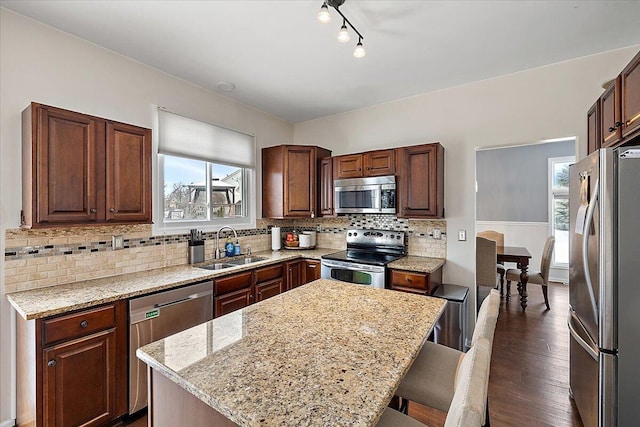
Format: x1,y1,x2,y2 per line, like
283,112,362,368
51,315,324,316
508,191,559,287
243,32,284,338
334,175,396,214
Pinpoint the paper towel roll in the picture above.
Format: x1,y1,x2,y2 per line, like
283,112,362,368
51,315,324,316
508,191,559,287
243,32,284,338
271,227,281,251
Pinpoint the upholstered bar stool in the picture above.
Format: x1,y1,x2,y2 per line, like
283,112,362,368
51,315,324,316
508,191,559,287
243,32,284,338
395,290,499,416
506,236,555,309
379,338,493,427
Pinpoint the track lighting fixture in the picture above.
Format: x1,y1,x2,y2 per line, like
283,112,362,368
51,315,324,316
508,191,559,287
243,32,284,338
317,0,365,58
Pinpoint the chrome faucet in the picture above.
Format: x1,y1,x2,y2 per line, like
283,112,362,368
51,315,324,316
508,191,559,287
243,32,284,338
215,226,238,259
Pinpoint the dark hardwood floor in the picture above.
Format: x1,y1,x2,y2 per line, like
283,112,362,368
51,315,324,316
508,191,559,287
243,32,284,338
409,282,584,426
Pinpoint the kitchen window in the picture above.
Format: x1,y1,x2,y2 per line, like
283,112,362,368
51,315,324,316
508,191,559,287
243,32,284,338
548,156,574,268
156,110,256,231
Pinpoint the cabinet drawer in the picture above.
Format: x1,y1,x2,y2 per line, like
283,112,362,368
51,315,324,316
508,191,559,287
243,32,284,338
389,270,427,290
254,263,283,283
215,271,253,296
43,304,116,346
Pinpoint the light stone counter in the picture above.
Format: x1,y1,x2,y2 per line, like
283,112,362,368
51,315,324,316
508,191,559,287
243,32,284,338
388,256,445,273
7,248,338,320
137,279,446,427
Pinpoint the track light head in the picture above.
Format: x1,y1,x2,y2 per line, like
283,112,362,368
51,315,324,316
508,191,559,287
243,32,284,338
318,2,331,23
337,20,350,43
353,39,365,58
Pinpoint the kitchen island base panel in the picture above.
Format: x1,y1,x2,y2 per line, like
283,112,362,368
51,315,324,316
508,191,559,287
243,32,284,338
149,367,237,427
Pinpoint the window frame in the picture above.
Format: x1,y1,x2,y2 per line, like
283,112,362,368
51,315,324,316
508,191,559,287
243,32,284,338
154,153,256,235
548,155,574,269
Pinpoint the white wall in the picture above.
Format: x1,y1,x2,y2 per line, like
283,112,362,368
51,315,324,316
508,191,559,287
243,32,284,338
293,45,639,334
0,8,293,424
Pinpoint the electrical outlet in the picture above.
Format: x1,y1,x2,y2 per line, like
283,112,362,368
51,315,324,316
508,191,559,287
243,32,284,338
112,235,124,250
458,230,466,241
433,228,442,239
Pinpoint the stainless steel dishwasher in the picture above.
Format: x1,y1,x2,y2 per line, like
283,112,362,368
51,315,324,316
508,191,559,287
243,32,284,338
129,280,213,414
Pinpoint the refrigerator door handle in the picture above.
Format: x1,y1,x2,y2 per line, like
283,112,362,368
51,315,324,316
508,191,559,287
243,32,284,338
581,177,600,325
568,310,598,361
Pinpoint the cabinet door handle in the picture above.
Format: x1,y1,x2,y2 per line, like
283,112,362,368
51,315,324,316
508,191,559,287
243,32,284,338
80,320,88,328
309,265,317,268
47,360,56,367
406,277,412,282
90,208,97,213
249,294,253,299
109,208,116,213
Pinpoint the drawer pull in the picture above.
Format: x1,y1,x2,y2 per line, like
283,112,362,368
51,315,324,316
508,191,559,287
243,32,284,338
406,277,412,282
80,320,88,328
47,360,56,367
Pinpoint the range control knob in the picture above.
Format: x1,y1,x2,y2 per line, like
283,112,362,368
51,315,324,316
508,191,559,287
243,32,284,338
353,232,358,236
390,234,394,239
397,235,401,239
348,232,352,237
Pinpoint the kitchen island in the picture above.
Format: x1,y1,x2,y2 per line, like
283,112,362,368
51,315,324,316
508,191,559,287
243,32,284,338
137,279,446,426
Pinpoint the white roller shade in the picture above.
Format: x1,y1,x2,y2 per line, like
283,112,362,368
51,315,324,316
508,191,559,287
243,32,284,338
158,110,255,168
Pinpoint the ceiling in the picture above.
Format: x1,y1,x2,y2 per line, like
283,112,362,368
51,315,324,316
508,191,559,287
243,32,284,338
2,1,640,123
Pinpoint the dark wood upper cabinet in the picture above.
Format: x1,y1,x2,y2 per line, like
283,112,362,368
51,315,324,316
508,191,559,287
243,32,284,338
587,100,601,155
334,149,395,179
586,51,640,152
22,103,152,227
364,149,396,177
334,154,363,179
600,76,622,148
621,51,640,139
396,143,445,218
106,122,151,222
318,157,334,217
262,145,331,218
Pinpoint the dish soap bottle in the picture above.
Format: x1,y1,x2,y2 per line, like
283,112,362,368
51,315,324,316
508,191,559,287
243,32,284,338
234,239,241,256
225,237,235,257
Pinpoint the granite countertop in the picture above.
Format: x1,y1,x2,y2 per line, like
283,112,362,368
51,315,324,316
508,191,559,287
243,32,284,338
7,248,337,320
388,256,445,273
137,279,446,427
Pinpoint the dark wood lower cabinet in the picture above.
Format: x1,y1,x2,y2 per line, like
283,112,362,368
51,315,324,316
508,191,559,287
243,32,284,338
43,330,117,427
214,287,253,317
255,278,284,302
302,259,321,284
285,261,302,290
16,300,127,427
388,267,442,296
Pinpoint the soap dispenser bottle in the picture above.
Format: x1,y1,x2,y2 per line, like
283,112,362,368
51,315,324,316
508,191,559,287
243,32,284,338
225,237,235,257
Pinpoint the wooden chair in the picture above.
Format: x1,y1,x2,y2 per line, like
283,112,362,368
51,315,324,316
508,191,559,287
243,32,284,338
379,337,493,427
477,230,506,295
506,236,555,310
394,290,499,420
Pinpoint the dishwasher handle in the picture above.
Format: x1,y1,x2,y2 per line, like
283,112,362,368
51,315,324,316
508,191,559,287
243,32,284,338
129,283,213,325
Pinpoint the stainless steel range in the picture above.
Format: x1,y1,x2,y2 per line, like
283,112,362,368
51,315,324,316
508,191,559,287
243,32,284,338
321,229,406,289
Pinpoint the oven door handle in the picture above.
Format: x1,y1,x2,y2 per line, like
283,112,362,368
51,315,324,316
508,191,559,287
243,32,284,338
321,260,384,273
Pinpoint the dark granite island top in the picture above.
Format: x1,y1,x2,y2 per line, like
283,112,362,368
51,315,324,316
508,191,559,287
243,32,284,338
137,279,446,427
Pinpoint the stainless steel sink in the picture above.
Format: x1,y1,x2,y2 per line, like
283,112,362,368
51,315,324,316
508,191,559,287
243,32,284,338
198,256,268,270
225,256,268,265
199,263,236,270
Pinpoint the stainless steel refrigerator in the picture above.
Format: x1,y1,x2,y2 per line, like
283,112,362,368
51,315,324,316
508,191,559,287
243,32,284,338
568,146,640,427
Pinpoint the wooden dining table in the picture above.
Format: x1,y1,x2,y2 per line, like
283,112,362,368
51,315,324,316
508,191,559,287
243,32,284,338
497,246,532,310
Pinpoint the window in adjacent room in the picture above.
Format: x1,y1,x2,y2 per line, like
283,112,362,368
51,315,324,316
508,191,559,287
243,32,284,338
157,109,255,231
548,156,574,268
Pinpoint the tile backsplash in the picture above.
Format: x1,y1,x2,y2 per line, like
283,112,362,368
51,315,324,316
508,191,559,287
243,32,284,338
4,215,446,293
